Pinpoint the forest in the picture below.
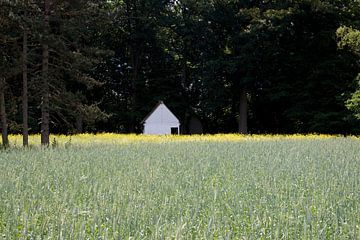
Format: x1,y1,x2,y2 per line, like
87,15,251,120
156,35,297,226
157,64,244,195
1,0,360,146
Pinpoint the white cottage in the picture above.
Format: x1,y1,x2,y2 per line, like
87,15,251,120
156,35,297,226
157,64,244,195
142,101,180,135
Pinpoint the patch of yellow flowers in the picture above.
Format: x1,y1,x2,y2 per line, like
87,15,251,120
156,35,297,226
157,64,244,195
6,133,358,146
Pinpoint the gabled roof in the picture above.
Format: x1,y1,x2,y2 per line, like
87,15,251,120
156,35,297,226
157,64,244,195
141,101,179,124
141,101,163,124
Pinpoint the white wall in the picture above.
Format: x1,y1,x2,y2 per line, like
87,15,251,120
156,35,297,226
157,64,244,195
143,103,180,135
145,104,179,125
144,123,179,135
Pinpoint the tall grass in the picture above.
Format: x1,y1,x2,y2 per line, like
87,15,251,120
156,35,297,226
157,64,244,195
0,136,359,239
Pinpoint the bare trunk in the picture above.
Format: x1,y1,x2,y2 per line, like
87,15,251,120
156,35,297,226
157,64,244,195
181,61,189,135
0,79,9,147
125,0,135,133
23,29,29,147
238,89,248,134
125,0,143,133
129,53,138,133
75,114,83,133
41,0,50,146
129,43,143,133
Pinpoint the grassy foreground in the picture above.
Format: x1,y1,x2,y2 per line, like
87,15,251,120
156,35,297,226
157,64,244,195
0,134,359,239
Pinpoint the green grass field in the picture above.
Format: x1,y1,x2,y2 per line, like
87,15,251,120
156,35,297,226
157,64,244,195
0,136,359,239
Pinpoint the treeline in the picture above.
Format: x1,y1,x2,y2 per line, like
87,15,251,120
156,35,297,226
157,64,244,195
0,0,360,146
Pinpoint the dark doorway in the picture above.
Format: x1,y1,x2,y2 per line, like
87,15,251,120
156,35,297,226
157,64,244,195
171,127,179,135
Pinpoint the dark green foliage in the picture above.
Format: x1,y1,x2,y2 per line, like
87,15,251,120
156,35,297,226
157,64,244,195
0,0,359,135
338,27,360,121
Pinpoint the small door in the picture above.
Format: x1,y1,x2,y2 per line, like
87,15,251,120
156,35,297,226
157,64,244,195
171,127,179,135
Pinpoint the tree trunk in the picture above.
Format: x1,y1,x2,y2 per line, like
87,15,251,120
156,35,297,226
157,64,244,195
23,29,29,147
0,79,9,147
75,114,83,133
125,0,143,133
238,89,248,134
41,0,50,146
181,62,189,135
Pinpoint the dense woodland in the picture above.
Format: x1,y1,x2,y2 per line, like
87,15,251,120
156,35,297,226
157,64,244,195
0,0,360,146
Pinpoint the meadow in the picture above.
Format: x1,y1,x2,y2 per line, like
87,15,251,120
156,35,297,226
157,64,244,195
0,134,359,239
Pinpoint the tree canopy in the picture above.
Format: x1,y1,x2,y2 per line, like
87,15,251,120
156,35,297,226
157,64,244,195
0,0,359,143
338,26,360,120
